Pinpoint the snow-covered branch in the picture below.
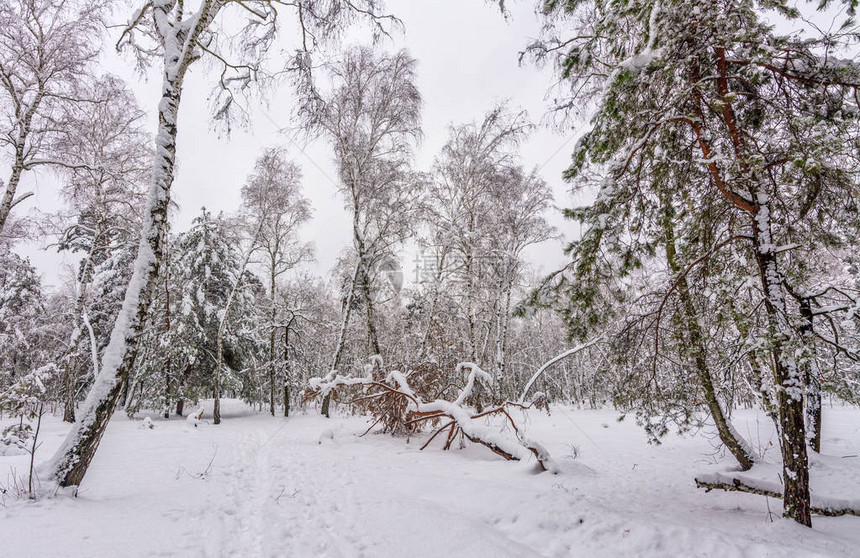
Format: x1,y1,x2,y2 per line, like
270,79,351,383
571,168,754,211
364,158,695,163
307,361,555,471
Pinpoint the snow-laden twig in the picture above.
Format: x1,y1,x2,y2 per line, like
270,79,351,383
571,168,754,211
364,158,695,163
519,337,602,404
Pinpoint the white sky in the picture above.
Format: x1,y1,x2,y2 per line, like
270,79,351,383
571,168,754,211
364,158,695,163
14,0,589,289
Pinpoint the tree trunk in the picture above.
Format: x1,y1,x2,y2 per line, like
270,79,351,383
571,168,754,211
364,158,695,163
61,241,100,423
797,297,822,453
47,55,183,489
214,209,266,425
123,366,140,413
351,205,380,357
494,277,512,404
322,261,360,418
465,247,478,363
661,196,755,470
269,270,277,417
0,85,42,235
213,334,224,424
163,249,172,419
163,361,171,419
173,361,190,416
691,50,811,525
61,319,86,425
269,325,277,416
62,371,77,423
751,194,811,526
283,323,291,417
807,373,822,453
359,259,381,356
419,248,447,360
0,146,26,234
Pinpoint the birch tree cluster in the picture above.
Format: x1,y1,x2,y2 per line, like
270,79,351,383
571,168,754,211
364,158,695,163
0,0,572,490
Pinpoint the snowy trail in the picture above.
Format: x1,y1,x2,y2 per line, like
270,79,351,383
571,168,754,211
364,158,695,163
203,432,271,556
2,401,860,557
190,419,543,558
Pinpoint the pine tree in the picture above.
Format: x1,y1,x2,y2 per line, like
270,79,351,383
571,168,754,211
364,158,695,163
529,0,860,525
0,249,45,385
174,209,258,404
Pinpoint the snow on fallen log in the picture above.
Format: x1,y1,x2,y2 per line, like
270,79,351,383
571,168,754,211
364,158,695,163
186,408,205,428
308,362,556,472
695,454,860,517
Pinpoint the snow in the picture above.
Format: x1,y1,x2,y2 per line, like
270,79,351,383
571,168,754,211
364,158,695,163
2,401,859,557
618,48,664,73
616,1,663,74
186,407,205,428
454,361,492,405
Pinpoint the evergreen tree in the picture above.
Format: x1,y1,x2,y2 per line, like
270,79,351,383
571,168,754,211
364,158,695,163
128,209,265,416
529,0,860,525
0,248,45,385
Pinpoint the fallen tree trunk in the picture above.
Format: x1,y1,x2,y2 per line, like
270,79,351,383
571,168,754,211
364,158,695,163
695,477,860,517
308,361,555,472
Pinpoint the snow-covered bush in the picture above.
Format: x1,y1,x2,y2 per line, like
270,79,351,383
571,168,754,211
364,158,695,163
0,364,59,497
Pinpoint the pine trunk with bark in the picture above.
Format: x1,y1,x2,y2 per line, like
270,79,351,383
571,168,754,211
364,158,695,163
796,297,822,453
750,194,811,526
661,197,755,470
687,50,811,525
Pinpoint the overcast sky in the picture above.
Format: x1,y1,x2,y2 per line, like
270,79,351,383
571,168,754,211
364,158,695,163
16,0,587,289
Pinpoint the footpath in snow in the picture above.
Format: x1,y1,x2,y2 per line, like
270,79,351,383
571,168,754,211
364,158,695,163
1,399,859,557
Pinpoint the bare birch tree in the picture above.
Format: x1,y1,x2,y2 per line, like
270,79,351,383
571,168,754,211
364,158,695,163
487,166,554,401
48,75,149,423
238,147,311,418
0,0,103,235
297,46,422,416
428,105,531,365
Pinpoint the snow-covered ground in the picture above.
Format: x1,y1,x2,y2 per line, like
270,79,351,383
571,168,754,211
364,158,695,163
1,400,858,557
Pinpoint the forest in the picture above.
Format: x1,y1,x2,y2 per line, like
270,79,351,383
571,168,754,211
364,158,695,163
1,0,859,556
